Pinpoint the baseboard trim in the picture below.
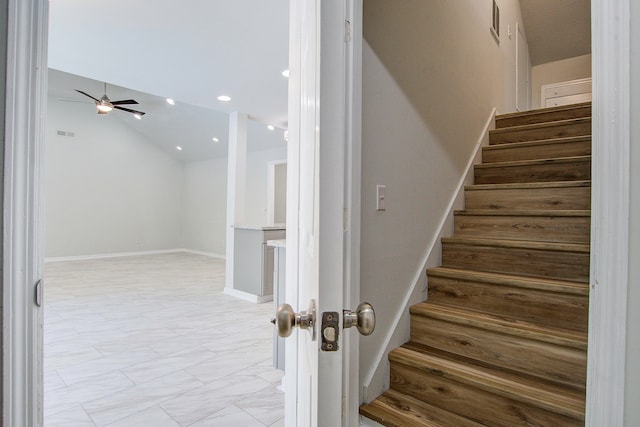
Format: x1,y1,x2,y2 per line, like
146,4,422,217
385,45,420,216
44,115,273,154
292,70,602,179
45,248,226,263
44,249,183,263
223,287,273,304
361,108,496,402
179,248,226,259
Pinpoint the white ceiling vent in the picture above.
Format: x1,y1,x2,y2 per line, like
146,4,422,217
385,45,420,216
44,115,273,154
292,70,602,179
56,130,75,137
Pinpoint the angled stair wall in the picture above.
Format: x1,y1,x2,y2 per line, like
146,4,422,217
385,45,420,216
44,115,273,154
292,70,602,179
361,102,591,426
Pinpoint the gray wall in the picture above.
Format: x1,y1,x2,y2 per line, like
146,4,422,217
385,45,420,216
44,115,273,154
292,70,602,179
182,157,227,256
45,97,184,257
625,0,640,424
360,0,528,398
244,146,287,225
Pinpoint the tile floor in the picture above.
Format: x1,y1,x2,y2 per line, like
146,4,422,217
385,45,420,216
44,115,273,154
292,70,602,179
44,252,284,427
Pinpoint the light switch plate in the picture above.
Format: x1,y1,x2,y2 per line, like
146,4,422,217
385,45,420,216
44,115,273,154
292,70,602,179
376,185,386,211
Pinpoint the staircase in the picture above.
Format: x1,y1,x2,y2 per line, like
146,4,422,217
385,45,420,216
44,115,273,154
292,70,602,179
360,102,592,426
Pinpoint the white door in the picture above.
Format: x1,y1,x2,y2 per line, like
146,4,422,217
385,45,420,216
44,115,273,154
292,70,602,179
282,1,363,426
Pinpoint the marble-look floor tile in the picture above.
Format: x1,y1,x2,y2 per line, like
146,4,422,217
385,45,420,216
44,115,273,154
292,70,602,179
189,405,266,427
45,253,283,426
235,384,284,426
160,374,272,426
45,405,96,427
44,371,133,417
103,405,179,427
56,349,160,385
269,417,285,427
83,370,203,427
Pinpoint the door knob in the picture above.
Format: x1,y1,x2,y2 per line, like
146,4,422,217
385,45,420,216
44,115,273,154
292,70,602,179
271,300,316,338
343,302,375,336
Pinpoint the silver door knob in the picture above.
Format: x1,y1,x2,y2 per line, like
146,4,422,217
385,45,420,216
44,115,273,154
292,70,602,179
343,302,376,335
271,300,316,338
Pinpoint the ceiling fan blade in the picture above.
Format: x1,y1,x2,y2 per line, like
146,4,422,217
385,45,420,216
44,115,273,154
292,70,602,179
75,90,100,102
114,106,146,116
111,99,139,105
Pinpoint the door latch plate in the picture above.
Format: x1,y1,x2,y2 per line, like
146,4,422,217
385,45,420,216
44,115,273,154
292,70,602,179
321,311,339,351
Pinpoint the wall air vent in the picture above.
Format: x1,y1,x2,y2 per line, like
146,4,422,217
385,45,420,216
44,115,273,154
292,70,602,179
56,130,75,137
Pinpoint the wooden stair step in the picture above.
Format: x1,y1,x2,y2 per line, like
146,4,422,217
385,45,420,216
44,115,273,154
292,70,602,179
495,102,591,128
441,236,590,282
409,303,587,388
360,389,485,427
489,117,591,145
426,267,589,332
482,135,591,163
454,209,591,243
465,180,591,211
474,155,591,184
388,345,585,426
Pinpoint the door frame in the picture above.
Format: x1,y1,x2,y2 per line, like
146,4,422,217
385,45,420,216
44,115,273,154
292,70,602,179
0,0,631,425
585,0,631,425
2,0,48,425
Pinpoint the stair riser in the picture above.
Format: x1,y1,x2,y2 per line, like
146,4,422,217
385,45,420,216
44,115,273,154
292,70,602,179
409,315,587,388
426,275,589,332
474,159,591,184
490,121,591,145
454,214,591,244
390,363,583,426
482,139,591,163
441,242,589,282
496,105,591,128
465,186,591,210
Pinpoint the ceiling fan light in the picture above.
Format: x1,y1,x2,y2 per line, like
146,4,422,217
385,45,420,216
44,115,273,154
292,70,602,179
96,104,113,113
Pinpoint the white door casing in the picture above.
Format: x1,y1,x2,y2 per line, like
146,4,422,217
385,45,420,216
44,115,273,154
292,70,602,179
515,22,530,112
2,0,48,425
284,1,362,426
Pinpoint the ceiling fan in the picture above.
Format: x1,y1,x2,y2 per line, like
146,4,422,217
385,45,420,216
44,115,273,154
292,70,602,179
75,82,146,117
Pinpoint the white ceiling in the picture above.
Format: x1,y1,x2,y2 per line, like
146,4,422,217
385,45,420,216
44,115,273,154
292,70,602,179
519,0,591,66
47,0,290,162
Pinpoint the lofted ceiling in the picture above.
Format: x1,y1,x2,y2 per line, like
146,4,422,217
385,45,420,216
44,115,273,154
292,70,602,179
47,0,290,162
519,0,591,66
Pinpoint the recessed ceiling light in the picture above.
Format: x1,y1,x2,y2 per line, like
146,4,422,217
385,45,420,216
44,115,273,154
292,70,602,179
133,114,142,120
217,95,231,102
212,137,219,142
176,146,183,151
267,125,275,131
166,98,175,105
281,69,290,78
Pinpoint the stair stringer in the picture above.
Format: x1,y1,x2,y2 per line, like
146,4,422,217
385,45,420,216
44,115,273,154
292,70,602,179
361,108,496,404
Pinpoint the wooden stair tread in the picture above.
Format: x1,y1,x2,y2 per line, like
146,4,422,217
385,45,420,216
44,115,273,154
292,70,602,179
495,102,591,122
466,179,591,191
410,302,587,349
427,267,589,295
489,117,591,136
441,236,590,253
483,135,591,152
475,155,591,169
391,345,585,420
360,389,485,427
454,209,590,217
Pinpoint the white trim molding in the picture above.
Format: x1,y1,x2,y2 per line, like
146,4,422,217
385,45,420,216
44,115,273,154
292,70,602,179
586,0,631,425
222,287,273,304
2,0,49,425
44,248,226,263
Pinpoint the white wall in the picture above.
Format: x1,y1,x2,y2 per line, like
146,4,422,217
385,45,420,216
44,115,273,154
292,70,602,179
531,54,592,108
360,0,528,400
182,157,227,256
244,146,287,225
45,97,183,258
625,1,640,424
